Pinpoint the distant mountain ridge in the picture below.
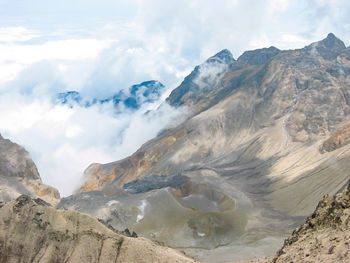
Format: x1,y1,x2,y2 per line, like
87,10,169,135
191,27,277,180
56,80,165,111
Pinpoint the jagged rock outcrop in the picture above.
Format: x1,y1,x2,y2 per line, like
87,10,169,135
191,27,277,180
0,134,60,205
64,33,350,262
0,195,196,263
320,121,350,152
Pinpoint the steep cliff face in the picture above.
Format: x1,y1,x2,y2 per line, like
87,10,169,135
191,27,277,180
0,195,196,263
0,134,60,205
63,33,350,262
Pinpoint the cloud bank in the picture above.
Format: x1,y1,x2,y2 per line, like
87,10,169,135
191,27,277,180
0,90,187,196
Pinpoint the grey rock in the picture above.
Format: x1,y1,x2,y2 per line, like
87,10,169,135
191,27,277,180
123,174,189,194
0,134,60,205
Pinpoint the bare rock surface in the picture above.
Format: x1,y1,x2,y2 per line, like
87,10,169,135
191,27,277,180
0,134,60,205
0,195,197,263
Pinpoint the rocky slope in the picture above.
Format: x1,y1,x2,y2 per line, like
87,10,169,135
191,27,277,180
273,181,350,262
238,181,350,263
0,134,60,205
0,195,196,263
60,33,350,262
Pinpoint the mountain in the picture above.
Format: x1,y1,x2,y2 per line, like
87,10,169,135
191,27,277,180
59,33,350,262
0,134,60,206
0,195,196,263
56,80,165,110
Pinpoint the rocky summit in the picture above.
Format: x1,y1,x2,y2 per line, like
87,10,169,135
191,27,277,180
60,33,350,262
0,134,60,206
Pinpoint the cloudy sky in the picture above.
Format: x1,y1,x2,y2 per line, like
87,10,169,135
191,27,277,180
0,0,349,196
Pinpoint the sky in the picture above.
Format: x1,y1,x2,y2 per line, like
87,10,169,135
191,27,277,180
0,0,349,196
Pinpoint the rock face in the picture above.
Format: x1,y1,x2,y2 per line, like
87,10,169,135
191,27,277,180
320,121,350,152
0,195,196,263
64,33,350,262
240,182,350,263
0,134,60,205
272,181,350,262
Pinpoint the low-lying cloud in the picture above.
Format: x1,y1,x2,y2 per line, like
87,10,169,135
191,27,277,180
0,89,187,196
193,61,228,90
0,26,191,197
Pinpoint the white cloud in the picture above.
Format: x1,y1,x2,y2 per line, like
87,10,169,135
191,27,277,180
0,39,111,64
193,61,228,90
268,0,290,12
0,27,38,42
0,91,187,196
249,33,311,50
0,39,112,85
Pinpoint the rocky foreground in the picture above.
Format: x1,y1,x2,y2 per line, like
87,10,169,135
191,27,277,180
0,195,196,263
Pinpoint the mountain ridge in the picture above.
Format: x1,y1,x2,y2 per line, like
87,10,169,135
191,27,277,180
56,80,165,110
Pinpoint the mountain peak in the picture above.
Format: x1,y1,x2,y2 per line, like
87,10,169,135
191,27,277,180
321,32,346,50
306,33,346,60
326,32,336,39
207,49,235,64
